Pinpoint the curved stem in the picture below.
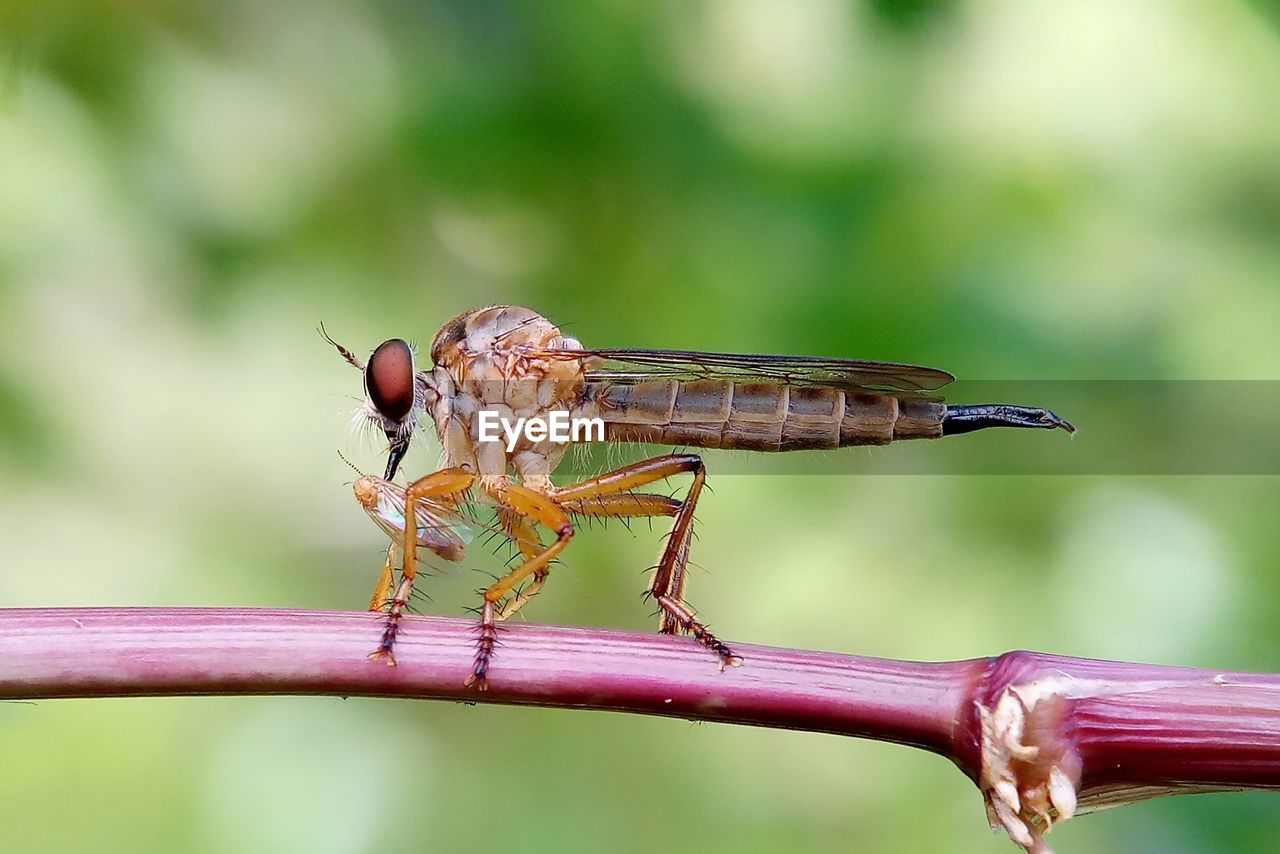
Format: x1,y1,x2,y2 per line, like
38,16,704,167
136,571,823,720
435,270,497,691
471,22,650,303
4,607,1280,853
0,607,973,752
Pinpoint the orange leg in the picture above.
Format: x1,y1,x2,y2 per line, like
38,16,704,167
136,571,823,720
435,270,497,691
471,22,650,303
493,508,547,621
551,454,701,504
464,454,737,689
494,492,683,623
467,484,573,690
556,454,737,666
370,466,475,665
367,544,396,612
557,492,681,518
633,456,739,668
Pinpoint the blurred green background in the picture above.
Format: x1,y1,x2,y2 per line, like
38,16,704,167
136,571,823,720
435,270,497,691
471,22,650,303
2,1,1279,851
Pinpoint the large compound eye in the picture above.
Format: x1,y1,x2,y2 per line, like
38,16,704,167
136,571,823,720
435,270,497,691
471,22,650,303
365,339,415,423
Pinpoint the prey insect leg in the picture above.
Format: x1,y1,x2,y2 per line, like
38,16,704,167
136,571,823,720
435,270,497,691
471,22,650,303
367,543,396,612
370,466,475,665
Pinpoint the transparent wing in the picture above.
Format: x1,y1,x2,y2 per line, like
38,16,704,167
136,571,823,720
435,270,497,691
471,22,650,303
534,347,954,395
364,482,473,562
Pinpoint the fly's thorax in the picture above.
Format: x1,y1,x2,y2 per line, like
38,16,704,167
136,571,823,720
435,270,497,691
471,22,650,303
432,306,578,367
430,306,587,398
431,305,557,362
425,304,594,475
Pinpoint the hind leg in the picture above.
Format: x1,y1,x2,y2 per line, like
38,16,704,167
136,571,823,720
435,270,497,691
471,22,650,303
553,454,737,667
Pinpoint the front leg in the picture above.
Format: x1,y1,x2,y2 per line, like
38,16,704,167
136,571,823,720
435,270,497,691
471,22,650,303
370,466,475,665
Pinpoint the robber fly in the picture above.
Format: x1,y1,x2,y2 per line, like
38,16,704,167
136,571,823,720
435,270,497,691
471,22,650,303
330,305,1073,688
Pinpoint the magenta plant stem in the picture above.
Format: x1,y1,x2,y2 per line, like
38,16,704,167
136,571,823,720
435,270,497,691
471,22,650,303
0,607,969,748
3,607,1279,852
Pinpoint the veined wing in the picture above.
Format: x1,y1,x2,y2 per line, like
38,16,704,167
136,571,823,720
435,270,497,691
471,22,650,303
363,479,472,562
535,347,954,396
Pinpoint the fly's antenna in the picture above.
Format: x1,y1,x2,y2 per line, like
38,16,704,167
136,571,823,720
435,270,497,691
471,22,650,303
319,323,365,370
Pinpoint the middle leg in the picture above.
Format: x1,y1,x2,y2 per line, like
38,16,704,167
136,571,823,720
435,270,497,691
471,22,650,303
467,483,574,690
464,454,739,688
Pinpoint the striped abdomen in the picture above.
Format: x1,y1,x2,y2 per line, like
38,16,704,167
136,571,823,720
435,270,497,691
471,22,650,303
589,380,944,451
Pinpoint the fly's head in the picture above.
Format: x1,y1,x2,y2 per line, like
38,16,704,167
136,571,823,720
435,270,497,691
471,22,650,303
324,327,439,481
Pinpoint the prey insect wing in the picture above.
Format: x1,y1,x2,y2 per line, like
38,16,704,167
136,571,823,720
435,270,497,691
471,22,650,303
355,476,472,562
533,347,954,396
